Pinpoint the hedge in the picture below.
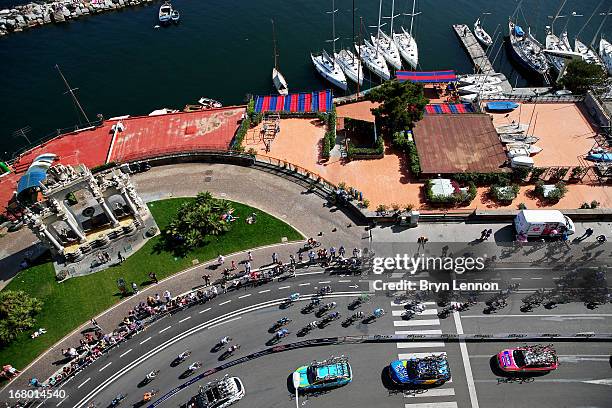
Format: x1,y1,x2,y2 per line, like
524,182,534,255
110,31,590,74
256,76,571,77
231,114,251,152
320,107,337,160
452,172,511,186
347,134,384,158
392,131,420,177
425,180,477,206
489,184,520,203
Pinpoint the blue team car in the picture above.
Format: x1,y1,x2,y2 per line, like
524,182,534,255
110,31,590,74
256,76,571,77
293,356,352,391
389,354,451,385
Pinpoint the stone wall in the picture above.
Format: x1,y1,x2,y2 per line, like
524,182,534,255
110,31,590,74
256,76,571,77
0,0,154,36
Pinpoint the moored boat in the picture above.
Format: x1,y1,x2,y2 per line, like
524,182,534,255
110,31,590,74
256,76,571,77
486,101,519,112
271,19,289,95
508,20,549,77
496,122,529,134
356,40,391,80
171,9,180,23
575,38,605,69
158,2,172,25
198,97,222,108
474,18,493,47
458,74,503,86
311,0,348,90
335,49,364,85
457,83,503,95
600,38,612,75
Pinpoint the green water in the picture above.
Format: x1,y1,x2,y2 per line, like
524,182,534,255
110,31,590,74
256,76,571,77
0,0,607,159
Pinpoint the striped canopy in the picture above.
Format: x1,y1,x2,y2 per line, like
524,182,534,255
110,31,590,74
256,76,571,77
254,90,333,113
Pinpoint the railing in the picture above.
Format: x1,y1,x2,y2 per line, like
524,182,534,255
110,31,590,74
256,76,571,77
483,94,585,103
116,147,247,164
254,154,337,192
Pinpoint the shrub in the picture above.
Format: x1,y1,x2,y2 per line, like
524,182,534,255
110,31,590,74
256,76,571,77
590,200,600,209
535,181,566,203
65,192,78,206
425,180,476,206
406,140,421,177
361,199,370,208
518,202,527,210
529,167,546,182
391,203,401,211
0,290,43,346
232,115,251,151
376,204,388,214
490,184,520,203
512,166,531,182
405,203,414,212
246,148,257,157
453,172,511,186
322,135,331,159
338,181,346,190
580,202,590,209
347,136,384,158
570,166,587,180
551,167,569,180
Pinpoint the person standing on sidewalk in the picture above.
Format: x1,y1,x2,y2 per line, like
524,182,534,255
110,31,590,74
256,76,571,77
245,261,251,274
218,255,225,266
131,282,139,294
149,272,158,284
272,252,278,264
247,251,253,262
164,290,171,303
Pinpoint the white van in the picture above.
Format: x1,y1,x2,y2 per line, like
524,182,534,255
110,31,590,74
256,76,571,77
514,210,575,237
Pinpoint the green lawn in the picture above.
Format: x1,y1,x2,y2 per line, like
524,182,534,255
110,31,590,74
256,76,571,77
0,198,302,371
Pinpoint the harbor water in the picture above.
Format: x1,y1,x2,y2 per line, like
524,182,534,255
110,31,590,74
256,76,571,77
0,0,607,160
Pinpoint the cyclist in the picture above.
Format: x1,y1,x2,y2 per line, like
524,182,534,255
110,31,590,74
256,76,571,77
145,370,158,381
220,336,231,345
276,328,289,339
177,350,190,361
188,361,202,372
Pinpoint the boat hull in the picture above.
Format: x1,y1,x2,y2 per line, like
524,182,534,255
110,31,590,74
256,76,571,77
273,68,289,95
335,50,364,85
355,43,391,81
393,29,418,69
311,53,348,90
599,38,612,75
508,21,549,77
486,101,519,112
371,32,402,70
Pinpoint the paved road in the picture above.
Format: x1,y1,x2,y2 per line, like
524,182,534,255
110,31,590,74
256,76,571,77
19,269,609,408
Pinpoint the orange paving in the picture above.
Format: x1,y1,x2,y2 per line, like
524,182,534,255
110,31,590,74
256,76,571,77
247,100,612,210
490,103,597,167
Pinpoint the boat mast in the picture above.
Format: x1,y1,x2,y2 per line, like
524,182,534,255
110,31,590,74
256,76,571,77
575,0,604,43
352,0,356,62
590,8,611,49
271,19,278,70
55,64,90,126
390,0,395,36
327,0,339,57
550,0,568,35
375,0,382,55
409,0,416,38
357,16,362,96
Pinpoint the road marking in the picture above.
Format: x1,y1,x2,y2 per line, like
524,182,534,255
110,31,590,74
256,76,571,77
395,329,443,335
207,316,242,329
394,319,440,327
159,326,171,334
99,362,112,372
78,377,91,389
391,309,438,317
139,336,152,345
403,388,456,398
511,277,522,280
405,402,457,408
278,286,291,290
119,349,132,358
531,277,543,280
391,301,436,307
179,316,192,323
461,314,612,318
199,307,211,314
338,279,351,283
398,352,447,360
295,270,325,276
299,283,311,286
258,289,271,293
318,281,331,284
219,300,232,306
397,342,445,348
56,399,66,407
238,294,252,299
453,311,479,408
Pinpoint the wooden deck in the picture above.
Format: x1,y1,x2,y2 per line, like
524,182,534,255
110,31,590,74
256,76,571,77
453,24,494,73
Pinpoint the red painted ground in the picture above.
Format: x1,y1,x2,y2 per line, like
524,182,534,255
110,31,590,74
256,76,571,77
0,107,245,214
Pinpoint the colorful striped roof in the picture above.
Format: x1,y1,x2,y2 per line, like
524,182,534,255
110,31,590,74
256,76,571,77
396,70,457,83
254,90,333,113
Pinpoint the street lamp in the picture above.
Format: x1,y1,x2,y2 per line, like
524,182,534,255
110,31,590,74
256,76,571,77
292,371,301,408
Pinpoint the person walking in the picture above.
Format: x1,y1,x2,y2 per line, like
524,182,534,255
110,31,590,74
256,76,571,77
131,282,139,294
218,255,225,265
230,260,236,270
289,254,296,266
245,261,251,274
149,272,158,284
247,251,253,262
272,252,278,264
91,318,101,331
117,251,125,264
203,274,211,286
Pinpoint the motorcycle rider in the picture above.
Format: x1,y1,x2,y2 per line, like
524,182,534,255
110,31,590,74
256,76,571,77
374,308,385,318
326,311,340,320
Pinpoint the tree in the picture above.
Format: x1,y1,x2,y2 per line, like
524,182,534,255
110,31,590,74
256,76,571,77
0,290,43,345
162,192,234,251
366,80,429,133
559,59,606,94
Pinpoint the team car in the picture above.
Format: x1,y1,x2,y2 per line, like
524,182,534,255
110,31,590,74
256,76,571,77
389,354,451,385
497,345,559,373
190,375,245,408
293,356,353,391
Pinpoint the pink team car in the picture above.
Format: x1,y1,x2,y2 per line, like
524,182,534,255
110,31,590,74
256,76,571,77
497,345,559,373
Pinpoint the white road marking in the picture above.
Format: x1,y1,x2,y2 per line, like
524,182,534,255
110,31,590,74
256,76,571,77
338,279,351,283
391,309,438,317
78,377,91,389
394,319,440,327
405,402,457,408
531,277,543,280
56,399,66,407
99,362,112,372
318,281,331,284
119,348,132,358
511,277,522,280
461,314,612,318
295,271,325,276
398,352,447,360
278,286,291,290
403,388,456,398
219,300,232,306
179,316,192,323
199,307,212,314
139,336,152,345
453,311,479,408
391,301,436,307
207,316,242,329
159,326,171,333
397,342,445,348
238,294,252,299
395,329,443,335
258,289,271,293
299,283,311,286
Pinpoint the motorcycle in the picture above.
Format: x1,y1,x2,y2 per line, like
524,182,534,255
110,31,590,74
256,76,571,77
316,302,337,316
319,286,332,295
318,312,340,327
226,344,241,356
175,350,191,364
298,322,318,336
143,369,160,384
303,240,321,250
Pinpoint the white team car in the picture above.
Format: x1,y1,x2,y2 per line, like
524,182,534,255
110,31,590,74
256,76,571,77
192,375,245,408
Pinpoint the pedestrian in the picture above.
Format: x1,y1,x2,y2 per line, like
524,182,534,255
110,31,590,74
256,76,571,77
308,250,316,263
330,246,336,258
155,293,161,304
163,290,171,303
231,260,236,270
203,274,211,286
480,229,488,240
222,282,227,294
289,254,296,266
339,246,346,257
90,318,101,331
247,251,253,261
117,251,124,264
298,252,304,263
103,251,111,262
97,252,105,264
131,282,138,294
596,234,607,243
272,252,278,264
218,255,225,265
485,229,493,240
149,272,158,284
245,261,251,274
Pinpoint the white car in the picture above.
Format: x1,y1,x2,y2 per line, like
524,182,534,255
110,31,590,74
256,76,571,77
193,375,245,408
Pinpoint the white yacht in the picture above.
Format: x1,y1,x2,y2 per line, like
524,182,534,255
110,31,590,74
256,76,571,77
371,30,402,70
311,0,348,90
575,38,605,68
600,38,612,75
474,18,493,47
335,49,364,85
393,27,418,69
356,40,391,80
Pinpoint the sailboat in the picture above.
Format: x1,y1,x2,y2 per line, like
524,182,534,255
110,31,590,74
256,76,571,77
544,0,571,73
600,38,612,75
474,17,493,47
311,0,348,90
393,0,419,68
356,39,391,80
508,20,549,77
370,0,402,70
271,19,288,95
573,3,607,69
335,1,363,86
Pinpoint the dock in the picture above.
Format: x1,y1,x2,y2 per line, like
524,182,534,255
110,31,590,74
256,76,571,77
452,24,512,93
